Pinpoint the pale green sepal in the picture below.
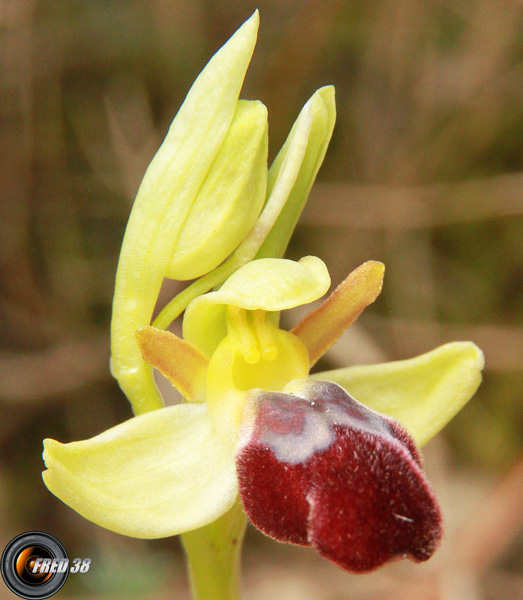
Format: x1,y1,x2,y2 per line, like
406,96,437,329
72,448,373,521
42,403,238,538
314,342,484,446
110,12,259,413
184,256,330,357
167,99,268,280
256,85,336,260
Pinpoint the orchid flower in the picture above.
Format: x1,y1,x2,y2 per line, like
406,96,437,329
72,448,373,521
41,12,484,600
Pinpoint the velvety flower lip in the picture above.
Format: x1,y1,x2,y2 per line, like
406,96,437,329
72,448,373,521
236,379,443,573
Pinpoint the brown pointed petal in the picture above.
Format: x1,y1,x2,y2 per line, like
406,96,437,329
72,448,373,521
291,261,384,366
135,327,208,401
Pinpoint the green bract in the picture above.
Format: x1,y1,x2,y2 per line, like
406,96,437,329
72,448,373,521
111,12,262,414
109,10,336,415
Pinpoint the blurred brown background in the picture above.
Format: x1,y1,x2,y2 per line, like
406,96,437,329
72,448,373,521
1,0,522,598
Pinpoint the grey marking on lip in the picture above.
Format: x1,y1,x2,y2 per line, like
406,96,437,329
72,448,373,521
255,380,394,465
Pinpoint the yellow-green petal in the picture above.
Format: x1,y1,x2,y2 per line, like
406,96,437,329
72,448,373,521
314,342,484,446
183,256,330,357
110,11,259,413
42,404,238,538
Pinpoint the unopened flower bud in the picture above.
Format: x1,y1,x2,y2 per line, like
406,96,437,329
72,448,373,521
166,99,268,280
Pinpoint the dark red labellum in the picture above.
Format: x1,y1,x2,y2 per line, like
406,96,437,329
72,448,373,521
236,380,443,572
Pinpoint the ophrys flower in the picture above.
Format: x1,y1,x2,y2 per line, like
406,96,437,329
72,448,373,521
41,10,484,587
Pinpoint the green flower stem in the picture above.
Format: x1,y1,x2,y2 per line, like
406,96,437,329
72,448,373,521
181,500,247,600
